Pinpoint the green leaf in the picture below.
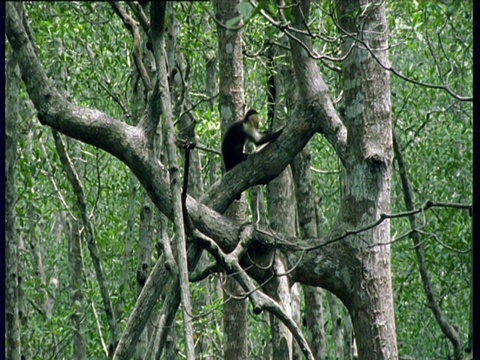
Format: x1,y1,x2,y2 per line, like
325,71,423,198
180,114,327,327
226,15,242,27
238,2,253,19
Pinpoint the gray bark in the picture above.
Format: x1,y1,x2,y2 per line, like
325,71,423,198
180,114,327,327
66,219,87,360
292,146,327,359
212,0,249,359
265,70,296,359
5,44,22,360
150,3,195,359
326,292,343,359
334,1,398,357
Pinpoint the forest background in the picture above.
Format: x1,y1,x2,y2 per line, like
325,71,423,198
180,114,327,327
5,1,472,360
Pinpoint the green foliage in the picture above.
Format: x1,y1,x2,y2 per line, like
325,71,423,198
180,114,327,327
10,1,471,358
387,1,472,357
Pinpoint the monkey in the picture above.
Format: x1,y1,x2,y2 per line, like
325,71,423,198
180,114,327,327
222,109,283,172
221,109,283,199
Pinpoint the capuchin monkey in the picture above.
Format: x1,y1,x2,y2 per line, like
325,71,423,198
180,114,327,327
221,109,283,199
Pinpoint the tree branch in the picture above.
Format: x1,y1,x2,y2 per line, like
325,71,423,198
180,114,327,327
193,229,315,360
126,1,150,35
393,132,462,360
52,130,120,354
329,2,472,102
109,1,152,92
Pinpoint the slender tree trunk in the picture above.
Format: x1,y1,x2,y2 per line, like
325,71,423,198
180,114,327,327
6,46,22,360
343,310,357,360
116,174,138,320
53,130,120,357
150,4,196,359
222,197,248,360
212,0,249,358
265,65,296,359
291,146,327,360
167,3,204,200
327,292,344,359
199,11,217,360
66,218,87,360
303,287,327,359
135,193,154,359
19,104,38,360
27,201,50,313
467,235,473,360
313,196,329,359
222,275,248,360
115,9,145,317
144,210,179,360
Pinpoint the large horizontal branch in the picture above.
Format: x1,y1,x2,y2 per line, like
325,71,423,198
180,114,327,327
3,3,171,222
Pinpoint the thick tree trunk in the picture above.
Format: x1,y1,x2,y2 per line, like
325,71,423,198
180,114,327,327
285,0,398,357
336,1,398,358
291,147,328,360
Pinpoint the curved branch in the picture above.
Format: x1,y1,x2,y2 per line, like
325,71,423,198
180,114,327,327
393,133,463,360
52,130,120,351
6,2,175,219
109,1,152,92
193,229,315,360
126,1,150,34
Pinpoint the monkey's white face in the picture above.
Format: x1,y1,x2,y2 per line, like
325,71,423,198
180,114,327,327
249,114,260,129
243,119,263,143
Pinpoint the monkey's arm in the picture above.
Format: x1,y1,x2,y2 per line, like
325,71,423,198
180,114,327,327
249,127,283,146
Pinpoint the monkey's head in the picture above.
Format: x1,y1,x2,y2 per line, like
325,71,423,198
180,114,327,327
244,109,260,129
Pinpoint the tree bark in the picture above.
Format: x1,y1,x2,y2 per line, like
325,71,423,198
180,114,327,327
212,0,249,358
66,219,87,360
335,1,398,358
326,292,344,359
264,45,296,360
135,193,154,358
291,147,327,360
150,3,196,359
5,44,22,360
